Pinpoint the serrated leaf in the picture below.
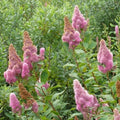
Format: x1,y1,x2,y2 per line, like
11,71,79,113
41,69,49,83
75,49,85,54
51,110,59,116
108,81,115,87
45,95,52,101
52,91,64,100
5,112,14,119
68,112,82,119
69,72,79,78
63,63,75,68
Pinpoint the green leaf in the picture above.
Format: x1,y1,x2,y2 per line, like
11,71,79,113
63,63,76,68
41,69,49,83
108,81,115,87
52,91,64,100
75,49,85,54
68,112,82,119
69,72,79,79
5,112,14,119
51,110,59,116
45,95,52,101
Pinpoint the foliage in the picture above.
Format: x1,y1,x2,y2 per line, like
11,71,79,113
1,0,120,120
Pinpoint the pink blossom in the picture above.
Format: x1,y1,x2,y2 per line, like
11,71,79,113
30,53,39,62
23,49,31,59
72,5,89,33
35,80,50,96
13,64,22,75
62,31,82,50
62,16,82,50
73,79,99,120
39,48,45,60
32,102,38,113
23,32,45,70
99,98,109,107
21,62,30,78
114,108,120,120
69,31,82,49
22,45,37,54
42,82,50,89
24,58,33,70
9,93,22,115
4,69,17,84
4,44,22,84
115,25,119,37
97,39,113,73
45,2,47,7
35,88,41,96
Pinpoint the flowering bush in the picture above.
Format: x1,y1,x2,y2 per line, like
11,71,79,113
1,1,120,120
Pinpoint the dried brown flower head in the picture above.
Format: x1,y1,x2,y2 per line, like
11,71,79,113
22,31,36,52
64,16,74,34
116,80,120,104
116,80,120,97
8,44,22,69
74,116,79,120
18,83,33,100
19,83,36,107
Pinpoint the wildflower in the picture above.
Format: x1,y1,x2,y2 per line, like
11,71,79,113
115,25,119,38
8,44,22,71
22,31,45,69
18,83,38,113
9,93,22,115
97,39,113,73
23,31,39,63
116,80,120,104
19,83,33,100
42,82,50,89
73,79,99,120
21,62,30,78
114,108,120,120
62,16,82,49
99,98,109,107
35,79,50,96
4,69,17,84
39,48,45,60
32,101,38,113
72,5,89,33
4,44,22,84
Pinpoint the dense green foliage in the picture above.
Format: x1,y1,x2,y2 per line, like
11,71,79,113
0,0,120,120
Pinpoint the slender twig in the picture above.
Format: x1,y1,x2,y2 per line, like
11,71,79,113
48,45,51,69
106,72,115,100
80,43,103,92
40,87,62,120
72,50,87,90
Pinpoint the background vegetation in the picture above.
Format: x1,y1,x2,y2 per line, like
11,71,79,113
0,0,120,119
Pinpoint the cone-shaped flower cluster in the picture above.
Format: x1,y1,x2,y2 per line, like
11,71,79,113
97,39,113,73
4,31,45,82
32,101,39,113
4,44,22,84
73,79,99,120
72,5,89,33
9,93,22,115
62,16,82,49
21,62,30,78
18,83,38,113
22,31,45,78
114,108,120,120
